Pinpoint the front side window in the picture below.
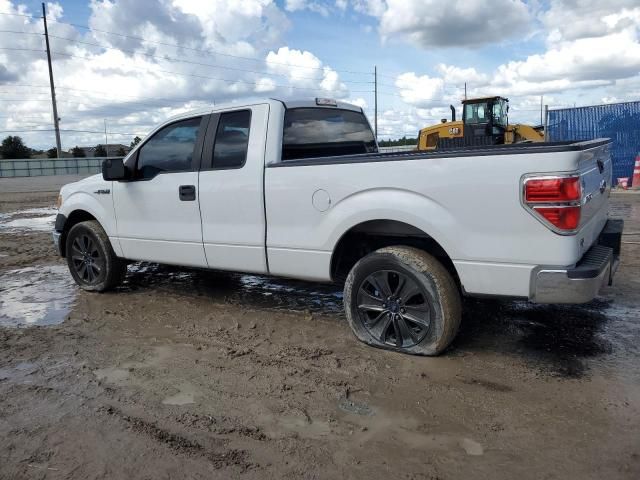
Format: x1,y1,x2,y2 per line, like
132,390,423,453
136,117,201,179
282,108,377,161
212,110,251,169
492,100,507,127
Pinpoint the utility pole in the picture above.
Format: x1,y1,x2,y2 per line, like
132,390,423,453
42,2,62,158
544,104,549,142
104,119,109,156
540,95,544,126
374,65,378,140
464,82,467,100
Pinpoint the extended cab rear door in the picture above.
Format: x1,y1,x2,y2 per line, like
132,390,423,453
198,103,270,273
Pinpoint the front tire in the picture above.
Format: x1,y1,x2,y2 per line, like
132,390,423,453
344,246,461,356
66,220,126,292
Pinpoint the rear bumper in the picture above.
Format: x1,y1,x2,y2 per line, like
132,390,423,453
531,219,623,304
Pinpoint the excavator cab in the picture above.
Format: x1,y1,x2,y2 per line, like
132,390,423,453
417,95,542,151
462,96,508,146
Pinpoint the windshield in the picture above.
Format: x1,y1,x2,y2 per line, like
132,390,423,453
464,102,489,124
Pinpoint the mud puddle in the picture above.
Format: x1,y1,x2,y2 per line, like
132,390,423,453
116,263,636,379
0,207,57,233
0,265,76,327
120,262,344,315
457,297,639,379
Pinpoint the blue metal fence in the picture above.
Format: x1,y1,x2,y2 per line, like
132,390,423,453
547,101,640,184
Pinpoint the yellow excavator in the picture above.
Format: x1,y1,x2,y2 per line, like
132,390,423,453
416,96,544,150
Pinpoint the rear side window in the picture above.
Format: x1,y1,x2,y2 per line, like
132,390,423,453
137,117,201,179
282,108,377,161
212,110,251,169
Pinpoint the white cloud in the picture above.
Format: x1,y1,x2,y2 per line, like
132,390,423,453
395,72,445,107
346,97,367,109
265,46,347,96
435,64,488,86
0,0,352,149
285,0,330,17
255,77,276,92
492,30,640,95
353,0,531,48
350,0,386,18
541,0,640,43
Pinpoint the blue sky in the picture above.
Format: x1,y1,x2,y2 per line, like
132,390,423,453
1,0,639,148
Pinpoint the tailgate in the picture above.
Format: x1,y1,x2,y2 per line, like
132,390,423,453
576,141,612,251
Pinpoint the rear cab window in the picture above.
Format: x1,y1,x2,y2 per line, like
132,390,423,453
282,108,377,161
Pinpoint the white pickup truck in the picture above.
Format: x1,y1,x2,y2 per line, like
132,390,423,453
53,98,623,355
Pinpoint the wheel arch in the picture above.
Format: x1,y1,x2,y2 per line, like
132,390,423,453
329,219,460,288
58,189,119,257
59,209,99,257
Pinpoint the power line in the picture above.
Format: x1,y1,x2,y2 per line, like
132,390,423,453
0,30,373,88
49,50,375,94
0,11,39,19
46,33,375,85
0,42,375,95
0,46,44,53
0,29,42,35
1,83,195,106
47,19,375,76
0,128,144,136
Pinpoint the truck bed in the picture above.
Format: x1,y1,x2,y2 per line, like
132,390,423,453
265,138,612,299
269,139,611,167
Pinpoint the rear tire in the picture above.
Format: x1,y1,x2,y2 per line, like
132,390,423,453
66,220,126,292
344,246,461,356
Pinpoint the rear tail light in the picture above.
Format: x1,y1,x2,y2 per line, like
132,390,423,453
533,206,581,230
525,177,580,202
523,175,582,233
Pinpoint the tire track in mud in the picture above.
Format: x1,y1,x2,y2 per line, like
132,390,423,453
98,405,255,472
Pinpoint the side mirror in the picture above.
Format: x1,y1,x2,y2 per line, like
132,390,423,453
102,158,128,181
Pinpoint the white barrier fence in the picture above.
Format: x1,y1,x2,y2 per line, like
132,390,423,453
1,148,418,177
378,145,417,153
0,157,121,178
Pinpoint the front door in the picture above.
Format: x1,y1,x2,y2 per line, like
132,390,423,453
112,115,209,267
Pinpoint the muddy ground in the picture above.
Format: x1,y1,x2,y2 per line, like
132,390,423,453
0,178,639,480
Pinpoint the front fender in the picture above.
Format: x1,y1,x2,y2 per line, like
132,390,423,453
58,184,121,256
59,191,116,236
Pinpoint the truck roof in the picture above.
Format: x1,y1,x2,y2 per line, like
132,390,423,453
163,98,363,124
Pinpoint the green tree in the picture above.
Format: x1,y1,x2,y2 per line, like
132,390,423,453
116,146,127,156
46,147,57,158
1,135,31,159
94,144,107,157
130,136,141,149
71,146,86,158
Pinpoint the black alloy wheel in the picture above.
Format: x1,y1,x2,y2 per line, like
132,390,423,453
356,270,432,348
70,233,104,284
65,220,127,291
344,246,461,356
